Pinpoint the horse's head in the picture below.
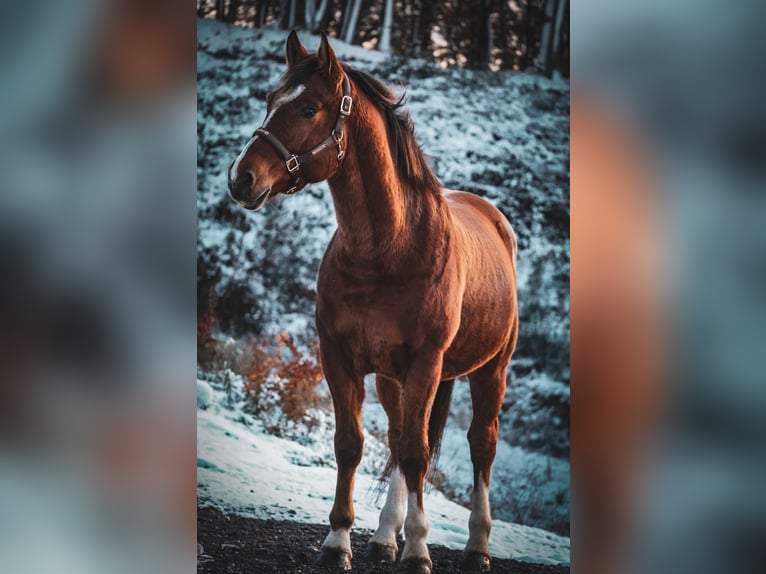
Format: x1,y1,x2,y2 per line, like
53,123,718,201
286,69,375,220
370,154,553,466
228,32,351,211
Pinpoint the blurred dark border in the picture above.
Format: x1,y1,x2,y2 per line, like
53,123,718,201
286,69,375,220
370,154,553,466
0,1,196,572
571,2,766,574
1,1,764,573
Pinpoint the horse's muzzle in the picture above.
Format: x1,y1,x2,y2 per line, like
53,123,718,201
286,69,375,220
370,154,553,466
229,170,270,211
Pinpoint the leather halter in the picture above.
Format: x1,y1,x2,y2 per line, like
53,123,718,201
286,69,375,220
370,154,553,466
254,74,353,195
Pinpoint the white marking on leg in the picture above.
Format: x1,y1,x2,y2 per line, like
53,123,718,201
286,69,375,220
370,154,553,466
229,135,258,183
466,471,492,555
322,527,352,555
262,84,305,126
401,491,430,562
369,467,406,548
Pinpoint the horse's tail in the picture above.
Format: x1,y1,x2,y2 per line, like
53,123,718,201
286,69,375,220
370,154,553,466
378,378,455,488
427,378,455,469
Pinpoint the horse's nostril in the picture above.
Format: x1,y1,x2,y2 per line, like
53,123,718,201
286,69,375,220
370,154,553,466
230,170,255,199
239,170,254,189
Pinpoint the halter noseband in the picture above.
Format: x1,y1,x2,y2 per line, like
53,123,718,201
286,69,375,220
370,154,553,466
254,74,353,195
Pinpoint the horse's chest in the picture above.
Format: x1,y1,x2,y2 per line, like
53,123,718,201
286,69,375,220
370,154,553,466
316,287,426,376
321,288,408,341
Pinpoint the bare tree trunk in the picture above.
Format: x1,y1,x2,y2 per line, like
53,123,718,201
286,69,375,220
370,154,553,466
279,0,290,28
216,0,226,21
447,0,461,63
379,0,394,52
343,0,362,44
551,0,566,65
340,0,352,40
543,0,560,76
536,0,555,72
226,0,240,22
319,0,335,32
305,0,330,32
253,0,264,27
289,0,298,29
411,0,433,56
411,0,422,54
305,0,317,29
522,0,536,70
472,0,492,69
556,0,569,76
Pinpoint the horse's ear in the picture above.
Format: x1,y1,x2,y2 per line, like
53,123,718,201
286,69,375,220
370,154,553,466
286,30,308,68
317,32,342,89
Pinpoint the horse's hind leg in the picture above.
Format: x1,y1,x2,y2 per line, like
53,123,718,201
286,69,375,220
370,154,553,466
365,375,405,562
317,343,365,569
463,344,513,572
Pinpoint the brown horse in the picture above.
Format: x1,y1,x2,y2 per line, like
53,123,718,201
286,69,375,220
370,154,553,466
228,32,518,574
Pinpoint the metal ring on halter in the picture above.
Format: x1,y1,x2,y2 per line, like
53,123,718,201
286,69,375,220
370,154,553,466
286,155,300,173
340,95,352,116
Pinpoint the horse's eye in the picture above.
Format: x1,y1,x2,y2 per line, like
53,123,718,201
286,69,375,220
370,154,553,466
301,106,316,119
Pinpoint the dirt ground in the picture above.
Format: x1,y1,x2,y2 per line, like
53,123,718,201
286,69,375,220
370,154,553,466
198,506,569,574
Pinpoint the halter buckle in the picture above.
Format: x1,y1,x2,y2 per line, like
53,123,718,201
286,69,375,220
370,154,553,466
284,185,299,195
340,95,353,116
286,155,300,173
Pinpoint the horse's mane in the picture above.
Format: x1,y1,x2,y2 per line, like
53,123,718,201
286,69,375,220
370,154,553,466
283,57,441,192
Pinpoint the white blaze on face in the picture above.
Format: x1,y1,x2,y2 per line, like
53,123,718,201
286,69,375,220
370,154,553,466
262,83,306,127
369,467,407,548
401,491,430,563
465,471,492,555
228,84,306,185
229,135,258,183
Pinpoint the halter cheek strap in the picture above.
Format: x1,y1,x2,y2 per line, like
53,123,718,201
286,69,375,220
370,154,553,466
254,74,353,195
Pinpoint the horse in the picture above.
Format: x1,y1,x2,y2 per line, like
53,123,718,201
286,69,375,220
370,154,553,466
228,32,519,574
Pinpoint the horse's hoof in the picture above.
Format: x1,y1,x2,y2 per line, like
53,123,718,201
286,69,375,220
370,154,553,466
461,551,491,572
400,557,432,574
365,541,397,562
317,546,352,570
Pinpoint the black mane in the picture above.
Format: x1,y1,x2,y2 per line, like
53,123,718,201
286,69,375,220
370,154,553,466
283,56,441,192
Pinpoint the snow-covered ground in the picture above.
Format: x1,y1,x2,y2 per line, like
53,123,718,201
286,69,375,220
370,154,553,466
197,377,570,565
197,16,570,560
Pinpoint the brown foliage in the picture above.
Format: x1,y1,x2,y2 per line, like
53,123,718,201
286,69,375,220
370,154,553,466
244,333,326,433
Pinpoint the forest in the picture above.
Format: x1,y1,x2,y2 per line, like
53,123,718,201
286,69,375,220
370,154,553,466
197,0,569,76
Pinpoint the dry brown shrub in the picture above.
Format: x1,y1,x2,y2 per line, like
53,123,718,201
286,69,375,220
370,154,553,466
244,333,326,434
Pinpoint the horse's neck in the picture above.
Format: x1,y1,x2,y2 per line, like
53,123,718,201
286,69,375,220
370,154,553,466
327,106,446,267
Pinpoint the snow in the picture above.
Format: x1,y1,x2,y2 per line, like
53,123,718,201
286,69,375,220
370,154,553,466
197,379,214,410
197,381,570,565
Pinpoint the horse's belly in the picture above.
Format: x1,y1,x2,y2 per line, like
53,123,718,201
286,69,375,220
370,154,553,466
441,291,516,379
441,331,507,379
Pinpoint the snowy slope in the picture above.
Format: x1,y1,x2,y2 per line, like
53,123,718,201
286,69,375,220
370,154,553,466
197,17,570,540
197,380,570,565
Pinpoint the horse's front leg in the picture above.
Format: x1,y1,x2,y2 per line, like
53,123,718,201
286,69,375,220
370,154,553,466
317,343,365,569
366,374,405,562
398,350,444,574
